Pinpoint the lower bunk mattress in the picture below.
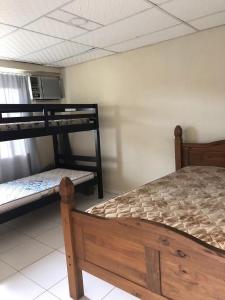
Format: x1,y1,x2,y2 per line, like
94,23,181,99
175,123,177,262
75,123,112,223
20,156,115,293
87,166,225,251
0,168,94,214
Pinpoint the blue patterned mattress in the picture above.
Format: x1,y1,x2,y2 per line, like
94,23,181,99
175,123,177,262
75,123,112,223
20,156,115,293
0,168,94,213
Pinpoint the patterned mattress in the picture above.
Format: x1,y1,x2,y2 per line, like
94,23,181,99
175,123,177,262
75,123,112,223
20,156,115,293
87,166,225,251
0,118,90,132
0,168,94,213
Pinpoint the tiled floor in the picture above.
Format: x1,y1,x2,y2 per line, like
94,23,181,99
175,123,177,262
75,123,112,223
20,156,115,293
0,191,139,300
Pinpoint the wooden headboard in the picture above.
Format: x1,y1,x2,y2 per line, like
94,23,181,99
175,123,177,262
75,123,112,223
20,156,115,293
174,125,225,170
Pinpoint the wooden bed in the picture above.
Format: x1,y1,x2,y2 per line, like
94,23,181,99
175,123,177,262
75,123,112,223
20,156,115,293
59,125,225,300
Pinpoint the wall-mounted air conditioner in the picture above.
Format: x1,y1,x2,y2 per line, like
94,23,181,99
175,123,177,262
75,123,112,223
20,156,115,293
28,75,63,100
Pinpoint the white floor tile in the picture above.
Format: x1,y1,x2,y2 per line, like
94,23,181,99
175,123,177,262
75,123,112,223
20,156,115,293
0,223,12,234
5,213,58,237
35,225,64,249
21,251,67,289
0,238,52,270
0,272,44,300
49,277,73,300
49,272,114,300
0,260,16,281
102,287,140,300
35,291,59,300
83,271,114,300
0,230,31,254
32,203,61,225
58,246,66,254
76,191,116,211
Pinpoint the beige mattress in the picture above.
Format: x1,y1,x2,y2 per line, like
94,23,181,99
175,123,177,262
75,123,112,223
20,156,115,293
0,118,90,132
87,166,225,251
0,168,94,214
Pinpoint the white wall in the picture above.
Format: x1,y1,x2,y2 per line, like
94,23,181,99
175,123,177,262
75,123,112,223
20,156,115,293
62,26,225,193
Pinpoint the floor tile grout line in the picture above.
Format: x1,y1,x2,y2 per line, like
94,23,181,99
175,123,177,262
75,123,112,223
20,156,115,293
47,288,64,300
46,275,68,291
0,247,56,273
18,267,67,292
0,226,60,258
100,286,116,300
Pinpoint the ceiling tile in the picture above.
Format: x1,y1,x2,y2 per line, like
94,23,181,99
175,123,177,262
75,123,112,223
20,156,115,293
55,49,113,66
62,0,152,25
48,9,75,23
0,24,16,38
189,11,225,30
151,0,172,4
161,0,225,21
25,17,86,39
0,29,61,59
0,0,71,27
73,8,180,48
70,18,101,30
107,24,195,52
20,41,91,64
48,10,102,31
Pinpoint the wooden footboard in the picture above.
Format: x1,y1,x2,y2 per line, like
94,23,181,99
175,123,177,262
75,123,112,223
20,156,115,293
60,178,225,300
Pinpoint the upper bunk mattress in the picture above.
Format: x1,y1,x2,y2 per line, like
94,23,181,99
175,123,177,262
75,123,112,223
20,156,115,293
0,168,94,214
0,118,91,132
87,166,225,251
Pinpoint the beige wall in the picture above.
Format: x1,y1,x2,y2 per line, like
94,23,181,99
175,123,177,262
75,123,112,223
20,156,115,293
63,25,225,193
0,60,63,170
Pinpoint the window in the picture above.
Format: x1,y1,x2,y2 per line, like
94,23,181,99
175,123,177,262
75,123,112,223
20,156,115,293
0,71,40,181
0,86,27,159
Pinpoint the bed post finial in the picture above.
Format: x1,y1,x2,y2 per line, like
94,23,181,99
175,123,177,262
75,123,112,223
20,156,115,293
174,125,183,171
174,125,182,137
59,177,75,204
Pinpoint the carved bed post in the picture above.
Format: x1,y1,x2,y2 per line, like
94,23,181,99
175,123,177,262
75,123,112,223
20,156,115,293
174,125,183,170
59,177,84,300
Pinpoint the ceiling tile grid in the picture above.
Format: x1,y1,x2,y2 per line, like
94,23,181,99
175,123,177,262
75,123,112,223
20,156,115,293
48,10,102,31
189,10,225,30
73,8,180,48
55,49,114,66
62,0,152,25
0,29,61,59
25,17,87,39
48,9,76,23
107,24,195,52
160,0,225,22
0,24,17,38
0,0,71,27
0,0,225,67
20,41,92,64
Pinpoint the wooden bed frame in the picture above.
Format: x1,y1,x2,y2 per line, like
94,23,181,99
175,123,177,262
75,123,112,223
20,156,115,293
59,125,225,300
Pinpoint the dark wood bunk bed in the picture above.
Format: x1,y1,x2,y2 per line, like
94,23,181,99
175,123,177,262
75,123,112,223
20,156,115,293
59,125,225,300
0,103,103,223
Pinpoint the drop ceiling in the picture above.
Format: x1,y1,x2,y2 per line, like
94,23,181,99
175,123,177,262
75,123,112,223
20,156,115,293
0,0,225,67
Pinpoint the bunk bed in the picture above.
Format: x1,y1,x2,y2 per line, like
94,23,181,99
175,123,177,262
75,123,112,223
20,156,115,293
0,103,103,223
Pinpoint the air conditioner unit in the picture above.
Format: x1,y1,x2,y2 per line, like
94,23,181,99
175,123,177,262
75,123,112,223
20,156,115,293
28,75,63,100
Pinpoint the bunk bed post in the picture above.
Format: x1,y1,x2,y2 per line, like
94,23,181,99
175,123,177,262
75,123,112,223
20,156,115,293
174,125,183,170
94,104,103,199
52,135,59,167
50,111,60,167
59,177,84,300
